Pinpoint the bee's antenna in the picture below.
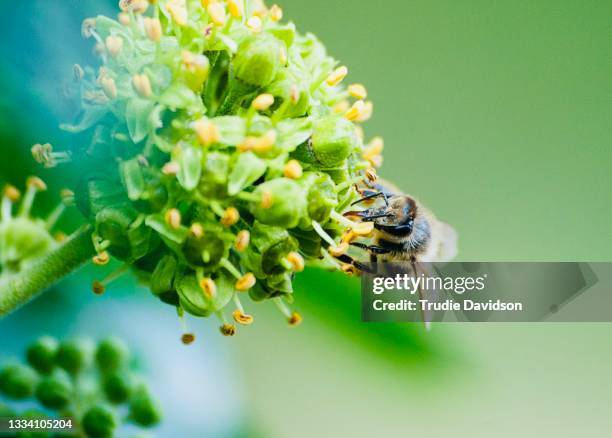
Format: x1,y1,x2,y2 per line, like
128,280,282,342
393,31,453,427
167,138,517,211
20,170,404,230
350,191,389,206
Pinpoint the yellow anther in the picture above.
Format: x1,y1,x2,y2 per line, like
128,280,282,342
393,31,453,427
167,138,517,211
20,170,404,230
3,185,21,202
353,221,375,236
232,310,254,325
269,4,283,21
105,35,123,58
92,281,106,295
162,161,180,176
326,66,348,86
363,136,384,164
260,190,273,209
356,101,373,122
333,100,350,114
220,323,236,336
182,50,208,75
167,0,188,26
252,93,275,111
227,0,244,18
279,46,287,65
246,16,263,33
252,130,276,153
165,208,182,229
238,136,257,152
181,333,196,345
208,3,227,26
93,251,110,266
100,76,117,99
27,176,47,191
199,277,217,298
81,18,96,38
365,167,378,183
252,0,268,17
118,12,130,26
283,160,303,179
221,207,240,227
344,99,365,121
290,85,299,103
190,223,204,239
143,17,162,42
288,311,302,326
328,241,349,257
286,252,305,272
54,232,67,243
132,73,152,98
236,273,256,291
60,189,75,205
234,230,250,252
348,83,367,100
193,118,220,146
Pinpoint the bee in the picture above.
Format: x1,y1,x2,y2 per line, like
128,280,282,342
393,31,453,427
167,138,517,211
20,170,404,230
341,180,457,269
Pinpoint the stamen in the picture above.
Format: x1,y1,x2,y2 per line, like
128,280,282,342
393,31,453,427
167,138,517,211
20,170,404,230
167,0,188,26
234,230,250,252
178,308,196,344
132,73,152,98
228,0,244,18
356,101,373,122
328,241,349,257
269,4,283,21
216,312,236,336
283,160,303,179
246,16,263,33
235,273,256,291
193,118,220,146
260,190,273,209
285,252,305,272
252,93,275,111
190,222,204,239
162,161,180,176
105,35,123,58
19,177,46,217
311,220,337,247
91,265,128,295
143,17,162,42
348,83,368,100
165,208,182,229
199,277,217,299
344,99,365,121
92,251,110,266
100,75,118,99
208,3,227,27
326,66,348,86
221,207,240,227
232,295,254,325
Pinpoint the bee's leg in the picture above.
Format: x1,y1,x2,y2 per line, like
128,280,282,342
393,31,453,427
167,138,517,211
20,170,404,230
334,254,374,274
350,242,392,255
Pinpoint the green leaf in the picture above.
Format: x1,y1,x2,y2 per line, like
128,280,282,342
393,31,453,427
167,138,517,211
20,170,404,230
120,158,146,201
126,98,155,143
175,145,202,191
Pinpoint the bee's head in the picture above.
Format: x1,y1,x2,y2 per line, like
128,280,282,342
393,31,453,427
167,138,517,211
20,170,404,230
352,196,417,237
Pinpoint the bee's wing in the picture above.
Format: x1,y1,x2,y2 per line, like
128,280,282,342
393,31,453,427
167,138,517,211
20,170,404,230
433,221,458,262
410,260,441,330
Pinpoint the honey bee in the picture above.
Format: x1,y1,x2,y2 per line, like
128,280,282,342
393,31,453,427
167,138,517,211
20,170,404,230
342,180,458,269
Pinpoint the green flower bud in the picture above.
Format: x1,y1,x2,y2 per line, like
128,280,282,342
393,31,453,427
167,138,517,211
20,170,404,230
26,336,59,375
56,339,92,375
243,222,298,278
129,385,162,427
251,178,307,229
102,371,133,404
297,172,338,224
95,338,130,373
35,371,72,410
176,272,234,317
198,152,230,199
150,255,178,297
293,115,358,168
233,34,283,87
82,404,117,438
0,364,37,400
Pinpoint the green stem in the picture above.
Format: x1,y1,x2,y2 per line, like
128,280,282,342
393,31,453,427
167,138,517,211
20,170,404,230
0,225,95,317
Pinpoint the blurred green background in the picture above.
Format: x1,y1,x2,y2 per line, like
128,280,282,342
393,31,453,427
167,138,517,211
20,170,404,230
1,0,611,437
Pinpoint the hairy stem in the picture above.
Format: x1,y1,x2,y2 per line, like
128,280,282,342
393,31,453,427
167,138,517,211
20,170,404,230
0,226,95,317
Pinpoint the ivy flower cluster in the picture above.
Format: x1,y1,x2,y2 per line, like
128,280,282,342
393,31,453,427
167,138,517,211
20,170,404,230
34,0,385,340
0,336,162,437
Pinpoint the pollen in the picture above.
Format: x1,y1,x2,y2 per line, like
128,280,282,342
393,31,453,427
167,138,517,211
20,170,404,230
348,83,367,100
199,277,217,298
165,208,182,229
193,118,220,146
260,190,273,209
143,17,162,42
283,160,303,179
288,311,302,327
93,251,110,266
232,310,254,325
328,241,349,257
132,73,152,98
162,161,180,176
27,176,47,191
269,4,283,21
220,324,236,336
92,281,106,295
286,252,305,272
221,207,240,227
252,93,275,111
167,0,188,26
234,230,250,252
181,333,196,345
236,273,256,291
190,223,204,239
207,3,227,26
246,16,263,33
344,99,365,121
100,76,117,99
326,66,348,86
105,35,123,58
3,185,21,202
353,222,375,236
227,0,244,18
